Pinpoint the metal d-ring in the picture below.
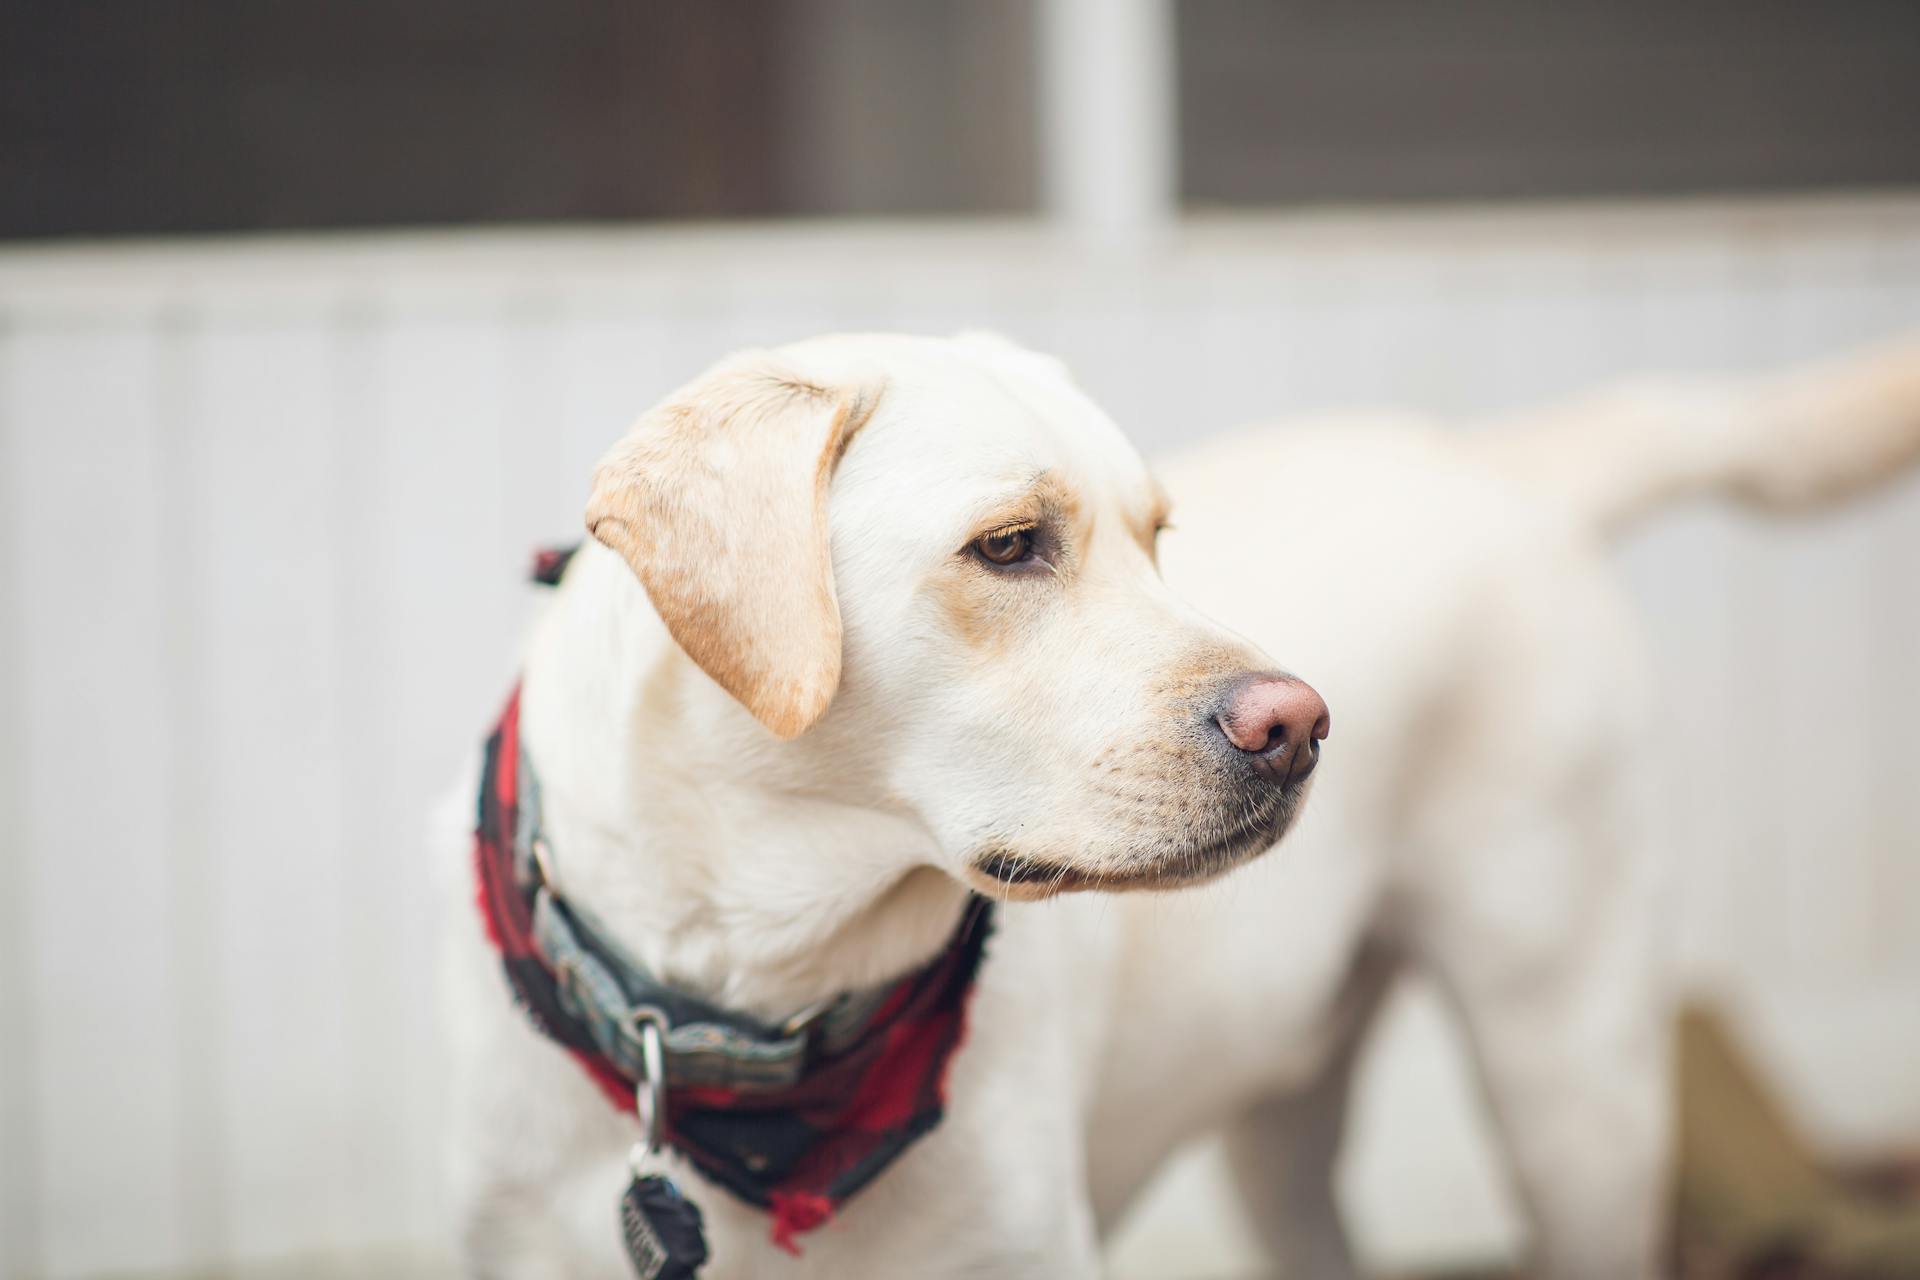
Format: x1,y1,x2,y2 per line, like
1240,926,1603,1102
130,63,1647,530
780,998,832,1039
529,836,559,887
631,1007,668,1158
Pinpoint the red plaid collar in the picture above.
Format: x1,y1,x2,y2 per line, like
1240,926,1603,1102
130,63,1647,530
474,683,993,1253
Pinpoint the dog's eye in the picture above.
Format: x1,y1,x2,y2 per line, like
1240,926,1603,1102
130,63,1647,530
973,527,1035,566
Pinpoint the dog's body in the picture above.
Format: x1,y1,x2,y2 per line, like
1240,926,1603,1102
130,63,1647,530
443,333,1920,1279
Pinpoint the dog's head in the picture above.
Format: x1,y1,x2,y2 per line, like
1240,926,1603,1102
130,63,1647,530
586,333,1327,899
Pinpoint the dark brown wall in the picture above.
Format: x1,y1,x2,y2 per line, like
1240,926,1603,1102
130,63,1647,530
1,1,788,238
1179,0,1920,206
0,0,1039,240
9,2,1917,240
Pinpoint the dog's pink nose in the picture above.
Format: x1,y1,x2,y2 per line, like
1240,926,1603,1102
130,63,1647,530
1215,675,1330,785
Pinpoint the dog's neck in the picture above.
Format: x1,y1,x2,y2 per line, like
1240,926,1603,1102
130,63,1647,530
515,542,974,1024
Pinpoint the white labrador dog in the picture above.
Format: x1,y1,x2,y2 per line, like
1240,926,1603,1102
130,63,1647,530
443,332,1920,1279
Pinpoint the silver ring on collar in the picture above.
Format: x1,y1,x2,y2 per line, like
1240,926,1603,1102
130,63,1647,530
781,998,833,1039
631,1007,668,1157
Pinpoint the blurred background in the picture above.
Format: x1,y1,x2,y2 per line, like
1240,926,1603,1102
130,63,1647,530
3,2,1919,1277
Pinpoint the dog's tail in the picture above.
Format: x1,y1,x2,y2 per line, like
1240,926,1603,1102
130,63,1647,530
1468,335,1920,538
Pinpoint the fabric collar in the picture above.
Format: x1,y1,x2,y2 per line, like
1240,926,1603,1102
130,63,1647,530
474,634,993,1253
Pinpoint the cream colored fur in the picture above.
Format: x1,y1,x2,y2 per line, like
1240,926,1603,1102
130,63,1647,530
442,331,1920,1279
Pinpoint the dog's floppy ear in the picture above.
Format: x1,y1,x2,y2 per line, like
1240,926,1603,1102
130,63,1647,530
585,352,881,739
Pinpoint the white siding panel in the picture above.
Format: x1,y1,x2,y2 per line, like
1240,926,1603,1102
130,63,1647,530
365,315,537,1248
182,322,358,1264
6,327,194,1276
0,324,45,1280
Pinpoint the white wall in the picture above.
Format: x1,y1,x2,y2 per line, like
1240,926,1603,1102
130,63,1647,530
4,197,1919,1277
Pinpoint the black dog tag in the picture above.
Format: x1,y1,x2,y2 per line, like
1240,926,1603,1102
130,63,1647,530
620,1174,709,1279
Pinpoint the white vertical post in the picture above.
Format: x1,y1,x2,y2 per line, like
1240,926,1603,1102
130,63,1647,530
1038,0,1178,247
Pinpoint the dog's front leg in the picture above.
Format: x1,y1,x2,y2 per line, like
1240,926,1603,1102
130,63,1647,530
457,1157,636,1280
810,1048,1103,1277
1409,805,1671,1279
822,955,1107,1280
